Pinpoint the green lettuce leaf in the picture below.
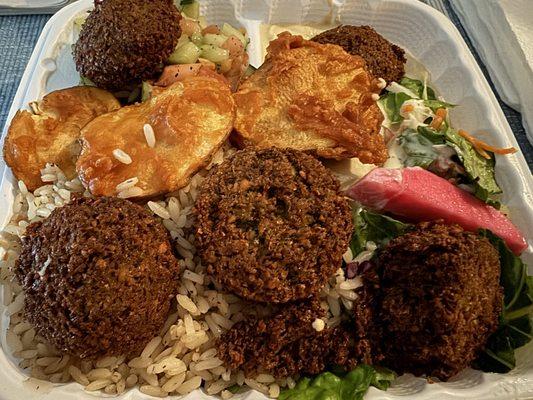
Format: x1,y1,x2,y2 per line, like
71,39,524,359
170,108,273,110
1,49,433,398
350,210,409,256
424,99,456,112
399,77,435,100
443,128,502,201
416,125,446,142
400,77,455,110
398,129,439,168
380,78,454,125
380,92,412,124
475,230,533,373
371,367,397,390
227,384,243,394
401,125,501,204
279,365,395,400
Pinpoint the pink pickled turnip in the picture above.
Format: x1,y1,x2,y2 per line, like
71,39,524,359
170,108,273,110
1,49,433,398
345,167,528,254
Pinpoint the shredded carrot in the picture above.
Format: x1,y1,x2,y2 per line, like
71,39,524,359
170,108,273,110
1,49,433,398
430,108,447,130
403,104,414,113
430,116,443,130
480,144,517,155
458,129,517,159
474,145,491,160
435,108,447,119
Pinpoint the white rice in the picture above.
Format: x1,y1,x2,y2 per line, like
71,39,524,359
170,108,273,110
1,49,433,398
116,177,139,192
148,201,171,220
112,148,132,164
117,186,143,199
0,150,361,398
143,124,156,148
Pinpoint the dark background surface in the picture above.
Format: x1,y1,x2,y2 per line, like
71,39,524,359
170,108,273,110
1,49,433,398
0,1,531,170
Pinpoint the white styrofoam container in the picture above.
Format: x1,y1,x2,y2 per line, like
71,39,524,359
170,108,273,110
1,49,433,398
0,0,78,15
0,0,532,399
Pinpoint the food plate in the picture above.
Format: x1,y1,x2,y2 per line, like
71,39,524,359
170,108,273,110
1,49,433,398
0,0,77,15
0,0,532,399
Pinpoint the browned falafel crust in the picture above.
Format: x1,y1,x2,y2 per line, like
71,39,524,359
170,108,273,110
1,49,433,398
194,148,353,303
217,298,369,378
374,222,502,380
15,196,181,359
312,25,406,84
73,0,182,91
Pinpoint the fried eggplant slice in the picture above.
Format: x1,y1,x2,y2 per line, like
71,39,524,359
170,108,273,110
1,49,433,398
3,87,120,190
233,32,387,164
76,76,235,198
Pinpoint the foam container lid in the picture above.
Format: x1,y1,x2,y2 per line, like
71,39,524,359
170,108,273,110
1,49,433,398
0,0,532,399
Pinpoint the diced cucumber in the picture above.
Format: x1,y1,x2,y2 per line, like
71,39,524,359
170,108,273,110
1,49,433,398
182,2,200,19
168,42,201,64
197,16,207,29
220,23,247,47
200,45,229,63
202,33,228,47
190,32,203,46
175,35,190,50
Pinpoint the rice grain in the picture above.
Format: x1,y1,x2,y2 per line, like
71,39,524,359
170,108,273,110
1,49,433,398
177,376,202,395
161,372,186,392
140,385,168,397
116,177,139,192
177,295,199,315
85,379,112,391
269,383,281,398
117,186,143,199
194,358,223,371
148,201,170,220
87,368,112,381
141,336,162,359
69,365,90,386
143,124,156,148
112,149,132,164
125,374,138,388
245,379,269,395
128,357,152,369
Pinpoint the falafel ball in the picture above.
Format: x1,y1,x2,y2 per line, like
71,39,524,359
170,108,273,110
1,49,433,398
195,148,353,303
217,298,365,378
375,222,502,380
73,0,182,91
15,196,181,359
312,25,406,84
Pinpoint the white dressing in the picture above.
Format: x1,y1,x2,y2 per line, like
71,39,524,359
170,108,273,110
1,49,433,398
399,99,434,130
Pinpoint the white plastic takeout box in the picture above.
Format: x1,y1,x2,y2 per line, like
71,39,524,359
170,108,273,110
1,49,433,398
0,0,532,399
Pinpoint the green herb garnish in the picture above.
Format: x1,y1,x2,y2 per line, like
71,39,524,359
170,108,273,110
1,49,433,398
443,127,502,201
350,210,409,256
398,128,439,168
279,365,395,400
475,230,533,373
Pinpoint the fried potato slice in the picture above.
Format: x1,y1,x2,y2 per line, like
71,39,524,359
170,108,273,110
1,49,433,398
3,87,120,190
233,32,387,164
76,77,235,198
